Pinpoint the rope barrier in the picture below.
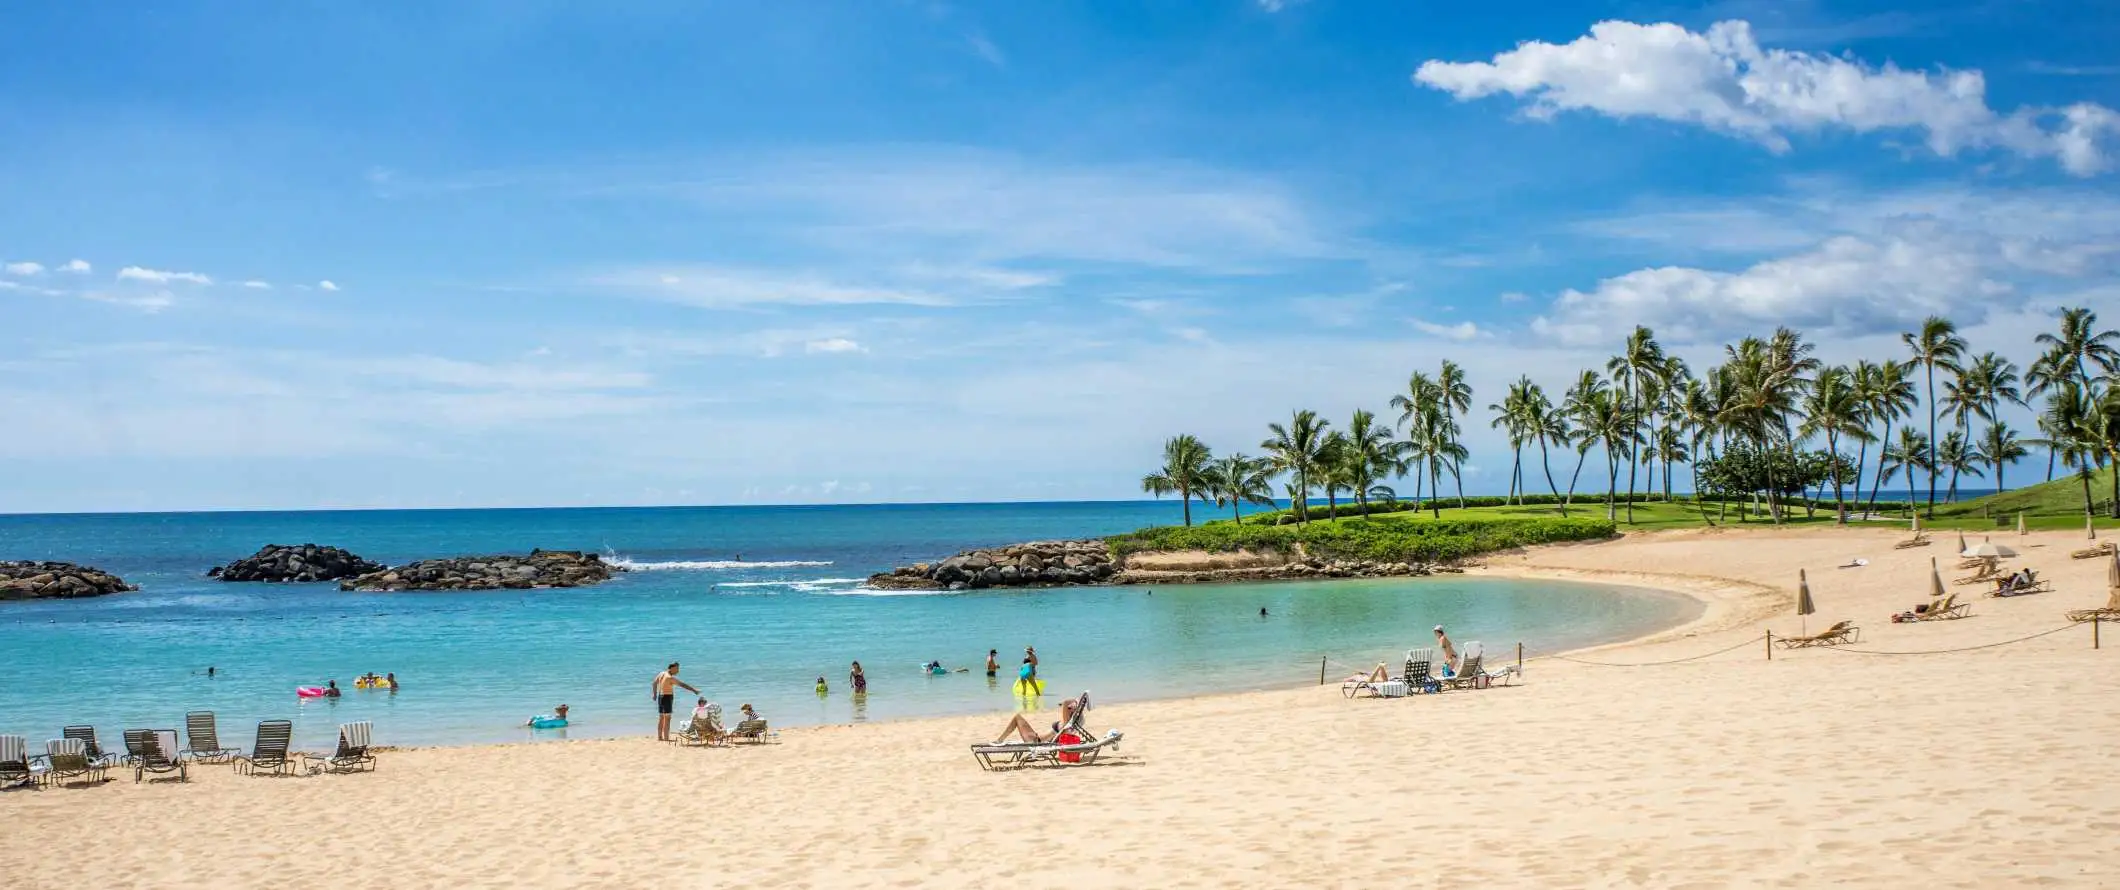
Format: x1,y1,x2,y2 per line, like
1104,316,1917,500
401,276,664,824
1526,635,1762,667
1805,623,2083,656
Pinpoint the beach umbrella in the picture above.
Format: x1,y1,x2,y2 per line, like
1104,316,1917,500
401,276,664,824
2109,549,2119,589
2093,515,2100,541
1913,514,1923,533
1930,557,1945,600
1956,531,1968,556
1796,568,1815,634
2017,512,2027,536
1966,542,2017,559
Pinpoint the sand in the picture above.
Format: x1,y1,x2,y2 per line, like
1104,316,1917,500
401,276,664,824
8,526,2119,888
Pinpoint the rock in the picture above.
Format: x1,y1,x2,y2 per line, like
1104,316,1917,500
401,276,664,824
863,539,1117,591
338,550,623,592
0,561,136,600
210,544,384,584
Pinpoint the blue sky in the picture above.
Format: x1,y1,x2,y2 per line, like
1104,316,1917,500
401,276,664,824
2,0,2117,512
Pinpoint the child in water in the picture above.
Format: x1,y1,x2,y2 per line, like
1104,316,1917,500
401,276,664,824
815,676,829,695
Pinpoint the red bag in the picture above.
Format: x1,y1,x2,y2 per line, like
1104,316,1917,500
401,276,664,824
1055,732,1084,763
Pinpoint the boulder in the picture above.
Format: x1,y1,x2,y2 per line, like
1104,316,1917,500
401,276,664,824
210,544,383,583
338,550,623,592
0,561,136,601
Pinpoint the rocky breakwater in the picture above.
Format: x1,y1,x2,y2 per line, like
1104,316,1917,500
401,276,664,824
209,544,383,583
1,561,137,600
1112,553,1460,585
338,549,623,592
868,540,1117,591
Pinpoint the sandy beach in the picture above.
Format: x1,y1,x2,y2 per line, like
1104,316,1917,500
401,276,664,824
8,526,2119,888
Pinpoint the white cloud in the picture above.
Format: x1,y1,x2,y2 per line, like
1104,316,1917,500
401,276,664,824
597,266,953,308
966,33,1005,67
803,337,864,354
241,280,272,289
60,259,91,274
117,266,212,285
5,261,46,276
318,280,340,291
79,290,177,312
1411,319,1483,341
1414,19,2120,175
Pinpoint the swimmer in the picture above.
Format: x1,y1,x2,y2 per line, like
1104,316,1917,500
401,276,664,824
385,672,398,690
815,676,829,695
325,680,341,698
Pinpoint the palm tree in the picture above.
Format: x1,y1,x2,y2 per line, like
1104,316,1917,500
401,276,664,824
1718,335,1807,524
1389,371,1439,507
1560,370,1607,513
1936,430,1978,504
1887,428,1933,517
1577,388,1634,521
1406,403,1455,519
1436,360,1473,507
1658,355,1692,500
1607,326,1666,523
1315,432,1353,520
1489,377,1536,504
1204,454,1274,524
1140,434,1213,526
2028,382,2101,518
1524,383,1571,515
1341,409,1403,517
1679,374,1721,525
2028,345,2075,481
1857,359,1918,516
1978,422,2028,494
2034,306,2120,393
1902,316,1967,518
1799,365,1870,523
1261,411,1331,524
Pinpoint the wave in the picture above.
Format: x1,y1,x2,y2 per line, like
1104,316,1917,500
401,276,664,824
715,578,865,589
610,558,834,571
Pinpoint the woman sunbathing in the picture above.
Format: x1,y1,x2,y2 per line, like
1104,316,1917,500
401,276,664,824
992,697,1082,744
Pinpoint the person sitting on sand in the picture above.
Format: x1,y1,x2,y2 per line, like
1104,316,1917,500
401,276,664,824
991,696,1083,744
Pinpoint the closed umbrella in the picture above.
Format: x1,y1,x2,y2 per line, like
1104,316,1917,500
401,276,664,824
1913,514,1923,533
1930,557,1945,600
2017,511,2027,536
1796,568,1816,635
2109,549,2119,589
1957,531,1968,556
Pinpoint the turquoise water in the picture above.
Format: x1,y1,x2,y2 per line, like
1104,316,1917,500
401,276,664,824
0,502,1697,750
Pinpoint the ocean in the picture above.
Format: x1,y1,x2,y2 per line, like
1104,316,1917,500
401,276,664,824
0,501,1698,750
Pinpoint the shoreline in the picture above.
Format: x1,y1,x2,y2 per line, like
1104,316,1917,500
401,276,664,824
14,526,2120,888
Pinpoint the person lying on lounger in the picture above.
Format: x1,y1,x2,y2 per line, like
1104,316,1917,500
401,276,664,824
992,697,1083,744
1345,662,1389,684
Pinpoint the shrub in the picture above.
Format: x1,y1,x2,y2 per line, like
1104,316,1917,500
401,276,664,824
1109,516,1616,563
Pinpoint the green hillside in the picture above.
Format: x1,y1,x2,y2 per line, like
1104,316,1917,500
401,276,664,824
1931,466,2116,526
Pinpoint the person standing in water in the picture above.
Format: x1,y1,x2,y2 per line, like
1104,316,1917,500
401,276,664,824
651,662,700,741
849,661,867,694
985,649,999,678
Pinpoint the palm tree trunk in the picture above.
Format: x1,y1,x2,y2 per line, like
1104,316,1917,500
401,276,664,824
1689,438,1715,526
1925,363,1938,519
1429,458,1442,519
1510,446,1523,505
1829,431,1846,525
2081,467,2095,518
1181,486,1193,527
1624,379,1638,523
1452,462,1467,509
2046,448,2056,482
1864,419,1895,516
1764,439,1783,526
1604,441,1619,522
1852,437,1870,514
1538,438,1566,517
1566,448,1587,510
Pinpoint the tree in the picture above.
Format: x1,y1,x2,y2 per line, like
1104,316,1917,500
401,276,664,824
1856,359,1918,516
2026,383,2101,518
1977,422,2028,495
1340,409,1404,517
1315,432,1352,520
1886,428,1933,517
1607,326,1666,523
1560,370,1608,513
1678,374,1722,525
1902,316,1967,518
1523,382,1572,515
1489,377,1535,504
1436,360,1474,507
2034,306,2120,393
1574,387,1635,521
1389,371,1439,508
1936,430,1980,504
1204,454,1274,524
1799,365,1870,523
1261,410,1331,524
1140,434,1213,526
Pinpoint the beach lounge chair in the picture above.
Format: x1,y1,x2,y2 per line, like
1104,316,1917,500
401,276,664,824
233,720,305,777
972,729,1125,771
675,706,727,746
1340,663,1393,699
61,725,116,768
1913,593,1972,621
1440,642,1492,690
0,735,33,789
730,718,769,744
1894,532,1932,550
41,738,106,786
2072,543,2116,560
320,722,376,773
1777,620,1861,648
2066,589,2120,623
1402,648,1443,694
123,729,189,783
183,711,240,763
1989,573,2054,598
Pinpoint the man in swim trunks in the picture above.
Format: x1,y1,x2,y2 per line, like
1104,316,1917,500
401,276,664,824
651,662,700,741
985,649,999,678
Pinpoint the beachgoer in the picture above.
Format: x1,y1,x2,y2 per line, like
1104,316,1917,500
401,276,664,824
985,649,999,678
1024,646,1039,682
1434,626,1460,675
1345,662,1389,684
651,662,701,742
325,680,341,698
691,697,713,722
815,676,829,695
850,661,867,694
385,672,398,690
739,703,761,724
991,696,1082,744
206,666,215,679
555,704,569,721
1260,607,1268,617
